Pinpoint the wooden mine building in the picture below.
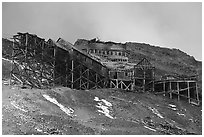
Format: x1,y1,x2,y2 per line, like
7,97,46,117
74,38,129,62
10,32,200,105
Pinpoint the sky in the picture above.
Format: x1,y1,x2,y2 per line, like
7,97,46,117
2,2,202,61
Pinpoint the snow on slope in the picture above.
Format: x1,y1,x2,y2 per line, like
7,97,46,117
94,96,114,119
43,94,75,117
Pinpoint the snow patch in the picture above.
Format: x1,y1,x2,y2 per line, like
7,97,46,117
144,126,156,132
94,97,100,102
148,107,164,119
43,94,75,117
177,112,186,117
168,104,177,111
168,104,176,108
169,107,177,111
35,127,43,132
94,96,114,119
101,99,112,107
10,101,28,112
189,119,194,122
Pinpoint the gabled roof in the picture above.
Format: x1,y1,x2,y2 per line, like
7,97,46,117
135,58,154,69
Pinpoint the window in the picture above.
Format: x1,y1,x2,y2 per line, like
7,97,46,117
90,49,93,53
82,49,87,52
114,72,117,79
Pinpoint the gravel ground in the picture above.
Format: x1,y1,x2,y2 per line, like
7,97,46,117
2,83,202,135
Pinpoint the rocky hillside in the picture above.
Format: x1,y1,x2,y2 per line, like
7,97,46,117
2,37,202,135
2,84,202,135
125,42,201,80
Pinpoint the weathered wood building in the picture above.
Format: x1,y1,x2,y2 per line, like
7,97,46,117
74,38,129,62
10,32,200,105
11,33,109,89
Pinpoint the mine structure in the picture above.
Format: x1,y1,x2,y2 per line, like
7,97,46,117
10,32,200,105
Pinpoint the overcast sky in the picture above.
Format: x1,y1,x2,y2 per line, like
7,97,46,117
2,2,202,60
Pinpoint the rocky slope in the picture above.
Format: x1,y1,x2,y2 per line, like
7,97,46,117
125,42,201,80
2,84,202,135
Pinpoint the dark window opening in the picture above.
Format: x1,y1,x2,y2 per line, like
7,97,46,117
114,72,117,79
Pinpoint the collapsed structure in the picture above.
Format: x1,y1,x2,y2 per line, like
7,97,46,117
10,32,200,105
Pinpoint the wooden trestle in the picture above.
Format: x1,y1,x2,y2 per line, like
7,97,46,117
154,80,200,105
10,32,200,106
11,32,108,89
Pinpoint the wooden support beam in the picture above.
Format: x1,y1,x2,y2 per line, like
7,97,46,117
143,70,146,92
155,80,197,84
195,82,200,105
71,59,74,89
163,82,165,96
87,69,89,89
169,81,172,99
10,39,15,86
79,64,82,90
116,79,118,88
53,45,56,87
187,81,190,103
153,69,155,92
177,82,179,101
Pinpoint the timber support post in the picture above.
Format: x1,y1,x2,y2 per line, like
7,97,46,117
143,70,146,92
163,82,165,96
169,81,172,99
71,58,74,89
195,82,200,105
187,81,190,103
177,82,179,101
